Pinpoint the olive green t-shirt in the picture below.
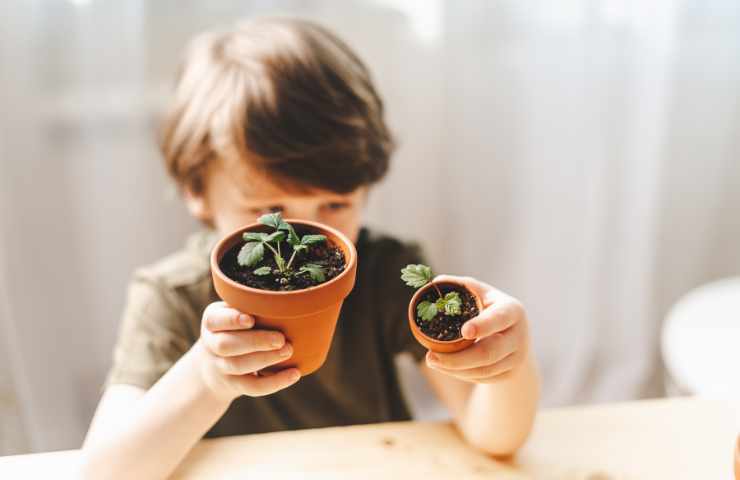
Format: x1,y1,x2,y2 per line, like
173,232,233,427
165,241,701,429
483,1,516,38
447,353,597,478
105,227,428,437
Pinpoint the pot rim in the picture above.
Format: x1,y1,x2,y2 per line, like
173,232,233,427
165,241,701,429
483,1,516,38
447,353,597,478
408,280,483,345
211,218,358,297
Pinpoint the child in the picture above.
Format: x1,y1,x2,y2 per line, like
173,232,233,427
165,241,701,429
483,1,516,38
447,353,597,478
81,18,539,479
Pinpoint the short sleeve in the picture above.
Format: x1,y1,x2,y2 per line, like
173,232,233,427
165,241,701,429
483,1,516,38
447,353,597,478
377,240,429,363
104,273,194,390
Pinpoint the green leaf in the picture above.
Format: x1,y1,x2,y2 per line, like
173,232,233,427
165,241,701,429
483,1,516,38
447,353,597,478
258,212,284,229
301,234,327,245
401,264,433,289
435,297,447,310
253,266,272,276
265,231,286,243
443,292,462,316
416,301,438,321
243,232,268,242
237,242,264,267
279,222,301,246
299,263,326,282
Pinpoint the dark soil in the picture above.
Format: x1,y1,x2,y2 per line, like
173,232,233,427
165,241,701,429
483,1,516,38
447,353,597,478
219,228,346,291
415,284,479,341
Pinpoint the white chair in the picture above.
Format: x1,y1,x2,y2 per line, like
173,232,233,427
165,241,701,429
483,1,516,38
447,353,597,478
662,276,740,399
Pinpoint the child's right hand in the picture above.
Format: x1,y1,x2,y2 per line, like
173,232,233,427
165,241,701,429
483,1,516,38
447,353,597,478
195,301,301,401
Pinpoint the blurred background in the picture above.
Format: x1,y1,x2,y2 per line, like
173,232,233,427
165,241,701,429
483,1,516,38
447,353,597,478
1,0,739,454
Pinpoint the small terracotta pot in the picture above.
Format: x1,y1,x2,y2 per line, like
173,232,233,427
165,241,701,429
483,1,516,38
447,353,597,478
210,219,358,376
407,280,482,353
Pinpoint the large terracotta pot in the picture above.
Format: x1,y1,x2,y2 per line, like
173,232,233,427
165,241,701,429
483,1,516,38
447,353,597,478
407,280,481,353
211,219,357,375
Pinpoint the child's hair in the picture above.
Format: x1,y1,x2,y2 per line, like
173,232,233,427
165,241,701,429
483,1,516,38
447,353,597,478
160,17,395,195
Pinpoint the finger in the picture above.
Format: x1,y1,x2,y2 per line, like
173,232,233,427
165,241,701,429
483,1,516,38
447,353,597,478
427,330,517,370
203,303,255,332
216,344,293,375
433,274,517,306
460,300,523,340
203,329,285,357
235,368,302,396
432,274,495,299
428,352,520,383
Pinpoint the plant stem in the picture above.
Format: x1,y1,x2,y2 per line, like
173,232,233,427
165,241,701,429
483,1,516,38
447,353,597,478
286,249,299,271
432,282,443,299
263,242,284,273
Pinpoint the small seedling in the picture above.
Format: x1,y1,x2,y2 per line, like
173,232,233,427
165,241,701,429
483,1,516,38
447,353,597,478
401,264,462,321
238,212,328,282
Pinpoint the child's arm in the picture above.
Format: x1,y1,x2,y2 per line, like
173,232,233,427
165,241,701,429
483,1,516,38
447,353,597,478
81,302,300,480
418,275,540,457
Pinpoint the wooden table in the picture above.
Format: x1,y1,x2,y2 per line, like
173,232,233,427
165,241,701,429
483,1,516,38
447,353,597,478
1,397,738,479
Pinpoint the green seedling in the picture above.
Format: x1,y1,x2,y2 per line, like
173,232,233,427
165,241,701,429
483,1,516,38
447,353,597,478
401,264,462,321
237,212,328,282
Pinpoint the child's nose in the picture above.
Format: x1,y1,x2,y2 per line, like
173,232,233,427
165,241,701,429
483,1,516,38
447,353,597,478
283,206,320,223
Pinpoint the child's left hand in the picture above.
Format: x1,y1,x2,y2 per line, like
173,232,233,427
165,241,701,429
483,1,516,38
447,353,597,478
424,275,530,383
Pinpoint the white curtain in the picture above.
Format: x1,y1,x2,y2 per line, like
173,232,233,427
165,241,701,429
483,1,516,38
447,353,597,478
1,0,739,453
0,260,30,455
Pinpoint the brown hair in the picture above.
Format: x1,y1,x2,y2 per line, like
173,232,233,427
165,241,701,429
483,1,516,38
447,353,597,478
160,17,394,194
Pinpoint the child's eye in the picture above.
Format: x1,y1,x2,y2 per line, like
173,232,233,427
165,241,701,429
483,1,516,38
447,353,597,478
322,202,350,212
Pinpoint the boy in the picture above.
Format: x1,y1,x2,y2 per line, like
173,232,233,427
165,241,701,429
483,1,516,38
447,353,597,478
81,18,539,479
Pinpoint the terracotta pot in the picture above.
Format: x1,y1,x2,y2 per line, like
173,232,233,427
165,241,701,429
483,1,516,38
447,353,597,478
210,219,358,375
407,280,482,353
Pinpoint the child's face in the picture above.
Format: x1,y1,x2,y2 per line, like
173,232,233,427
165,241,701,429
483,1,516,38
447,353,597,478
186,160,367,244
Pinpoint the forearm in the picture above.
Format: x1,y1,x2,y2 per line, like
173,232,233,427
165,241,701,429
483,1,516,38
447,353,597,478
81,342,232,480
458,352,540,456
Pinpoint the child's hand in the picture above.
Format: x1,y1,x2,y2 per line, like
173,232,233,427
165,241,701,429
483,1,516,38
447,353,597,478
196,301,301,400
424,275,530,384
